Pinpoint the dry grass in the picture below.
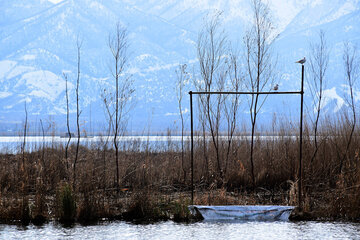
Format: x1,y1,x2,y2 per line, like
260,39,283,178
0,115,359,223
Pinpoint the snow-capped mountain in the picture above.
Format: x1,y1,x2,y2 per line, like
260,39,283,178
0,0,359,133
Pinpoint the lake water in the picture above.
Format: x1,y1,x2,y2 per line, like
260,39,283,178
1,221,359,240
0,135,298,153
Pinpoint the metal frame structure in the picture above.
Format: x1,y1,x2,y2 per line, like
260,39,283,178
189,65,305,209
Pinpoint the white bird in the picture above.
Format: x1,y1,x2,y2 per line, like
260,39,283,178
296,57,306,64
273,84,279,91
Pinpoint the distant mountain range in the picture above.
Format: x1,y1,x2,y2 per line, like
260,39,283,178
0,0,359,133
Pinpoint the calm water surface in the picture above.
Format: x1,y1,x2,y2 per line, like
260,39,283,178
1,221,360,240
0,135,299,153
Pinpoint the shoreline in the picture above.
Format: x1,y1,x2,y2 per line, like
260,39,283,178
1,189,358,226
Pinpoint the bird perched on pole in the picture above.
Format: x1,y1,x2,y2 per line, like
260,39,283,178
273,84,279,91
296,57,306,64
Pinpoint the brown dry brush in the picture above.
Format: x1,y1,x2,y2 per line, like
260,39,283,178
0,117,360,222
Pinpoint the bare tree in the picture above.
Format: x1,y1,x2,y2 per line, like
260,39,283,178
38,118,46,200
100,88,113,190
40,119,45,170
175,64,189,183
244,0,276,185
223,53,242,177
18,101,29,205
20,101,30,223
63,73,71,171
106,22,134,188
308,30,329,164
73,38,82,187
340,42,359,173
195,12,229,183
22,102,28,170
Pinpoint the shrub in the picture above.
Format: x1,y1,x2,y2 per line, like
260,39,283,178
122,191,167,222
57,183,76,224
171,198,192,222
77,192,101,224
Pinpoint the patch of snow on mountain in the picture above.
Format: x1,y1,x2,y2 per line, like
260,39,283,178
311,0,323,8
21,55,37,61
165,108,188,116
0,92,12,99
137,54,152,61
20,70,69,101
323,1,358,23
270,0,308,31
0,61,17,81
321,87,345,112
38,49,60,61
356,90,360,102
23,13,43,23
4,105,13,110
48,0,64,4
7,66,35,79
127,67,140,75
29,90,50,99
145,62,180,72
53,106,67,114
342,84,360,102
89,1,106,11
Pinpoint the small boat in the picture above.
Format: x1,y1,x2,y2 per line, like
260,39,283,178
60,132,75,138
188,205,295,221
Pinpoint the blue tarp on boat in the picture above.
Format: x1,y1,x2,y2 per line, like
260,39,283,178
188,205,295,221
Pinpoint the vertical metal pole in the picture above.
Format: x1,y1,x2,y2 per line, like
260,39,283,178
298,64,304,210
189,91,194,205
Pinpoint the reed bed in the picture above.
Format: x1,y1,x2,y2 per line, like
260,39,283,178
0,116,359,224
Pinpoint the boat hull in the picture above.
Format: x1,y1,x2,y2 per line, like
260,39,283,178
188,205,295,221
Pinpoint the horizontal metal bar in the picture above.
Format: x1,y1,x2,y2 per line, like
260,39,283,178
189,91,302,95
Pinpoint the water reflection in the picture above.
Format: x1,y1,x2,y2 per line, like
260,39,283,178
1,221,360,240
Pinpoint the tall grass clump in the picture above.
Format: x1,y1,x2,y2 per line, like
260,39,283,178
56,182,76,224
122,190,167,223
